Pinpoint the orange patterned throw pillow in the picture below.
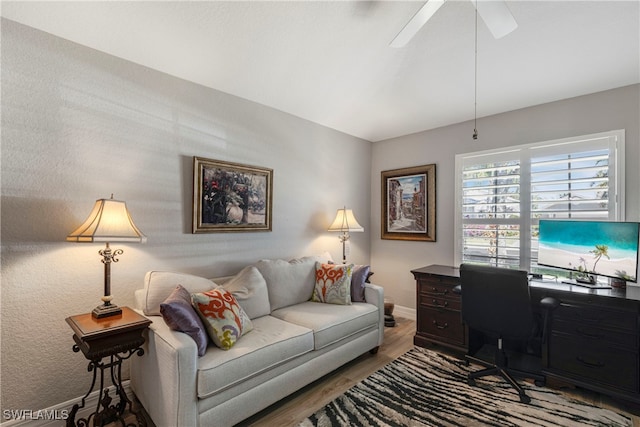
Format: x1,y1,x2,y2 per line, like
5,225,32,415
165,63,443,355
192,288,253,350
312,262,353,305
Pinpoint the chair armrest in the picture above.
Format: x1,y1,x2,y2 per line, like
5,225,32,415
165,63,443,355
540,296,560,310
130,315,199,427
539,297,561,344
364,283,385,346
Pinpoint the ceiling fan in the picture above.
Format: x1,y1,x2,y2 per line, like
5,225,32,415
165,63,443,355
390,0,518,48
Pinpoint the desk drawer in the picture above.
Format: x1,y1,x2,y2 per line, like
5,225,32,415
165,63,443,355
548,333,638,393
419,276,458,291
555,303,637,333
553,319,637,350
417,307,465,346
419,294,461,311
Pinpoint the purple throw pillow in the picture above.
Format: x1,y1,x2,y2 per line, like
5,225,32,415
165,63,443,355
160,284,208,356
351,265,371,303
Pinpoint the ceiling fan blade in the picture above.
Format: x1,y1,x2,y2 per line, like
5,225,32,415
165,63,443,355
475,0,518,39
390,0,447,48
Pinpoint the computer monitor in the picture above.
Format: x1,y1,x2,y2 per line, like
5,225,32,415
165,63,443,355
537,220,640,284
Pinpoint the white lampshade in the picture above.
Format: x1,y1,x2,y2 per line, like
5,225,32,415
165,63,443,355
328,208,364,233
67,197,146,243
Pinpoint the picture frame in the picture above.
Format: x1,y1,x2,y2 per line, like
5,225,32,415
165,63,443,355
381,164,436,241
193,156,273,233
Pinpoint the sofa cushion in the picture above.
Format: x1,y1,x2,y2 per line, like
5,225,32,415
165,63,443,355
160,285,209,357
222,266,271,319
271,301,378,350
253,258,316,311
311,262,353,305
192,288,253,350
141,271,218,316
196,315,313,399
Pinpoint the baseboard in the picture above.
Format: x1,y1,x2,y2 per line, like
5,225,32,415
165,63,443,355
393,304,416,321
0,381,134,427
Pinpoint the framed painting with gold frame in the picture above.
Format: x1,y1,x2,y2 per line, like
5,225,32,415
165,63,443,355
193,156,273,233
381,164,436,241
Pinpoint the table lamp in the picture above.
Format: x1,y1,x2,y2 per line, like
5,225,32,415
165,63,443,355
67,195,146,318
328,207,364,264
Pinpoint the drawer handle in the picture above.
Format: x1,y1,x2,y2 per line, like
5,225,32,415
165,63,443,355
575,327,604,339
576,356,605,369
432,300,449,307
431,288,449,295
433,320,449,330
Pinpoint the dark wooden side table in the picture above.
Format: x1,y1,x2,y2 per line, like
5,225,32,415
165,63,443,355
65,306,151,427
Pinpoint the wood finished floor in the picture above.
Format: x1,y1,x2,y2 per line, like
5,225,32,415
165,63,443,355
242,317,640,426
131,317,640,426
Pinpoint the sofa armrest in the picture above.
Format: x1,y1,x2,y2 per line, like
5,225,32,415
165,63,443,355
364,282,384,306
130,315,199,427
134,288,146,312
364,282,385,346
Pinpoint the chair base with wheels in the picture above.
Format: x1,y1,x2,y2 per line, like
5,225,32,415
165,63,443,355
467,338,534,403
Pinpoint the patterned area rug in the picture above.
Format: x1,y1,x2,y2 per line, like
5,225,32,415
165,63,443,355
300,346,631,427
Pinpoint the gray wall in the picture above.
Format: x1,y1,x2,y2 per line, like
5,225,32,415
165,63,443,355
371,84,640,311
0,19,372,411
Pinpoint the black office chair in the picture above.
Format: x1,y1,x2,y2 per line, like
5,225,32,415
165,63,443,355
459,263,541,404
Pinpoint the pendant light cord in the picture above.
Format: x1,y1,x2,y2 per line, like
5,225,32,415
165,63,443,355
473,3,478,140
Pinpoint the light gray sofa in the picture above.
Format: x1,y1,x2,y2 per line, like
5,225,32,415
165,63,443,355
130,255,384,427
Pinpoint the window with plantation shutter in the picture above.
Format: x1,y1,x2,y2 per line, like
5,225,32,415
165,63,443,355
455,130,624,272
459,154,522,269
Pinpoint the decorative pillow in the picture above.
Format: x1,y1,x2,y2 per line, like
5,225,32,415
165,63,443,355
351,265,371,303
141,270,218,316
312,262,353,305
160,285,209,356
192,288,253,350
223,266,271,319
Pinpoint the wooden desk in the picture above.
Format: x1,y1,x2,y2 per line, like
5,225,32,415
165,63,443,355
530,281,640,404
66,307,151,427
411,264,640,405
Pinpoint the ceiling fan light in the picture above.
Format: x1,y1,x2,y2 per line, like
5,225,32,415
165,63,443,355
390,0,447,48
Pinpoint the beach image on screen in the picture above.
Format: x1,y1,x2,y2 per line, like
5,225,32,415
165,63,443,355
538,220,639,282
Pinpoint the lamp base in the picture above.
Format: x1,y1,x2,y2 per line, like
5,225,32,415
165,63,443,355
92,303,123,319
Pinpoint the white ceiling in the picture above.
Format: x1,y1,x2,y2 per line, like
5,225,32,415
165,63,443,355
2,1,639,142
